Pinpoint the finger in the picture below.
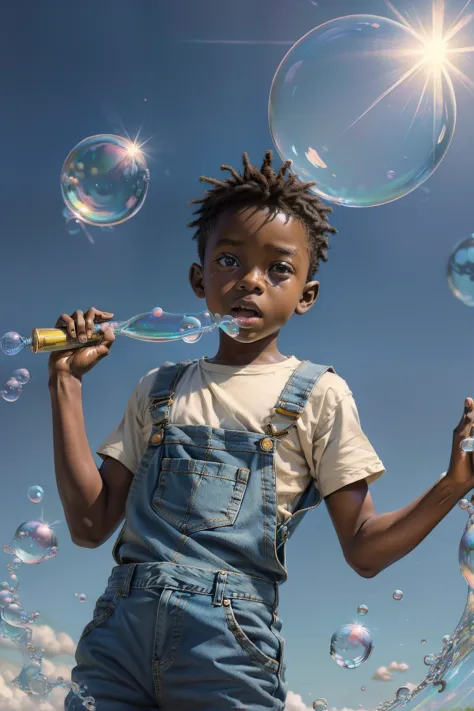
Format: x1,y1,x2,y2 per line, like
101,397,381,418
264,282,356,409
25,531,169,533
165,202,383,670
83,307,97,340
73,310,87,343
101,327,115,344
455,398,474,437
91,309,114,322
56,313,76,338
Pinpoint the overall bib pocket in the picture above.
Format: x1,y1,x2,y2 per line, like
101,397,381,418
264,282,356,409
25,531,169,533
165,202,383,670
152,457,250,534
78,587,121,644
222,598,283,675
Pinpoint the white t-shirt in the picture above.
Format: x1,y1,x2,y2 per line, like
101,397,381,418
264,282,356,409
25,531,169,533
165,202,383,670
97,356,385,522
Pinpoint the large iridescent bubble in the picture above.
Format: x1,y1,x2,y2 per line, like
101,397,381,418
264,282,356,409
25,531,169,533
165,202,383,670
330,622,373,668
5,521,57,565
269,15,456,207
61,134,149,226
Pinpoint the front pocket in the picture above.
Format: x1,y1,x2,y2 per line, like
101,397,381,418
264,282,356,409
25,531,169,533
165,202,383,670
223,598,282,674
78,588,120,644
152,457,250,534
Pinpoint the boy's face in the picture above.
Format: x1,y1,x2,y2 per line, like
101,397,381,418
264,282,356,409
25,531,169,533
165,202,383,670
189,207,319,344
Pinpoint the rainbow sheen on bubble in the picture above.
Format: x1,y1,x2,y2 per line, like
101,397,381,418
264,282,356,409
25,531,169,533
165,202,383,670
7,522,57,565
330,623,374,669
269,15,456,207
61,134,149,226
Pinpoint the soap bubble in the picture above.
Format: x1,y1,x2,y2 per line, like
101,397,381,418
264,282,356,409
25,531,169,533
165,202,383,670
423,653,437,665
460,499,470,510
447,235,474,306
179,316,203,344
1,332,24,356
27,486,44,504
357,604,368,616
330,623,374,669
61,134,150,226
361,686,366,691
421,638,427,644
313,700,328,711
12,368,30,386
0,590,13,607
269,14,456,208
7,521,58,564
1,377,22,402
2,602,31,627
459,522,474,587
395,687,411,702
393,589,404,601
78,593,86,603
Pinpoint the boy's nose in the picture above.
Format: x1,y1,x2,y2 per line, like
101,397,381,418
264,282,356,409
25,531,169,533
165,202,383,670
236,267,266,293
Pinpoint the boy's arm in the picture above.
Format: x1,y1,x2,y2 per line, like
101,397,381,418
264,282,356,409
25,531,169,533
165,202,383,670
325,398,474,578
49,373,133,548
326,476,469,578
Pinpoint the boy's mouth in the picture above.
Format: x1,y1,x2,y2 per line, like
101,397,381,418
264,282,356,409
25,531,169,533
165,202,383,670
229,306,263,327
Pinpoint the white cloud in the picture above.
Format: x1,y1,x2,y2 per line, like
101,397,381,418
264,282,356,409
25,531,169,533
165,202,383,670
0,625,75,659
373,661,410,680
286,691,313,710
387,662,409,673
373,666,393,681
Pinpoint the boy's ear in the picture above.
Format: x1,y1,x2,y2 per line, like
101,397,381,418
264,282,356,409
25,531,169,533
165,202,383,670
189,263,206,299
295,281,319,315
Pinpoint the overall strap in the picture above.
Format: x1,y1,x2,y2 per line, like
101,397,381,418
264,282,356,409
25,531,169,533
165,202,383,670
266,360,335,437
148,360,197,426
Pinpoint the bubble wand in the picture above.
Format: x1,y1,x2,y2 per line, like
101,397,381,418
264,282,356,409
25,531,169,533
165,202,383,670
1,307,239,356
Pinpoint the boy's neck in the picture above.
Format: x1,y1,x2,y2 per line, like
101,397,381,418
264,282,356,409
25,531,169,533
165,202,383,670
208,332,288,367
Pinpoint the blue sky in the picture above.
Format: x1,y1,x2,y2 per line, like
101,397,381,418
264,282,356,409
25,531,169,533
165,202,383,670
0,0,473,708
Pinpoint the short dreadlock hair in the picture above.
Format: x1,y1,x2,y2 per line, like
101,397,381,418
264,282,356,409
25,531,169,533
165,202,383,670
188,150,337,280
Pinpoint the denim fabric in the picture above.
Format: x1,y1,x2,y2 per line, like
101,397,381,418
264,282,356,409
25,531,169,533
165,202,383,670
66,359,333,710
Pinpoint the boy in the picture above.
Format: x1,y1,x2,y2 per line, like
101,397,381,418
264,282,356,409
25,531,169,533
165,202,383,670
49,151,474,711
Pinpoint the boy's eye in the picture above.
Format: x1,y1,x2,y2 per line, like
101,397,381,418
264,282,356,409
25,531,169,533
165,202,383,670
271,262,294,276
215,254,239,268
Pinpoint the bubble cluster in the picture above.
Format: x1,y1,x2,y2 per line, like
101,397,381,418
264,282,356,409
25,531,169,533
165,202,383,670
330,622,374,669
61,134,150,227
1,511,96,708
269,14,455,208
377,505,474,711
0,369,31,403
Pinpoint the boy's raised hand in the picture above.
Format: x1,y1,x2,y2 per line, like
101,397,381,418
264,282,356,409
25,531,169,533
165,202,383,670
447,398,474,493
48,307,115,381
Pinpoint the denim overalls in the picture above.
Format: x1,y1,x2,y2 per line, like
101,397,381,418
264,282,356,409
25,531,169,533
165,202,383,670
66,358,333,711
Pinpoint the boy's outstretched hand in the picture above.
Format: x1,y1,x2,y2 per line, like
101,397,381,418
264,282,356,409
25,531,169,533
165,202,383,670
447,398,474,492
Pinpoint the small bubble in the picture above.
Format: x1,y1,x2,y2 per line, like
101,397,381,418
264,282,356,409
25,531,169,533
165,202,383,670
27,486,44,504
313,700,328,711
392,589,403,601
460,499,470,510
421,638,427,644
78,593,86,603
395,687,411,702
357,604,368,616
12,369,30,386
1,378,22,403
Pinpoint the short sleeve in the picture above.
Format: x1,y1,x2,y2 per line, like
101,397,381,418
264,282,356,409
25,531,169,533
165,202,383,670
96,369,158,475
313,392,385,498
